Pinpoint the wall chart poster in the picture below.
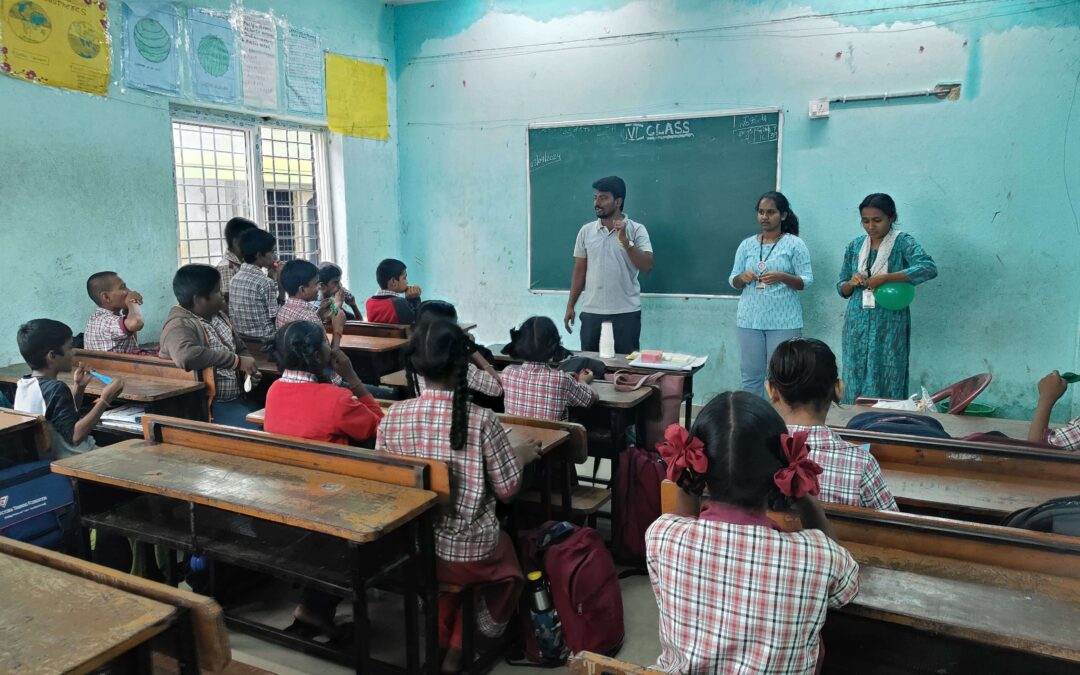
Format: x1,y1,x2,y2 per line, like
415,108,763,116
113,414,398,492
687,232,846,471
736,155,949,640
237,10,276,109
188,7,238,104
326,52,388,141
0,0,111,95
121,2,179,95
284,26,322,116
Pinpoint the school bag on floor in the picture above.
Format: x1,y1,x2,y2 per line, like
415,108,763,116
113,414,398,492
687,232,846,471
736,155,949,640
517,521,624,663
1001,496,1080,536
0,460,77,550
846,412,951,438
612,443,666,563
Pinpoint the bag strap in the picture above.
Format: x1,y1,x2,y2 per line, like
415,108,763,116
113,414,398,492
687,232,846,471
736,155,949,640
612,370,663,392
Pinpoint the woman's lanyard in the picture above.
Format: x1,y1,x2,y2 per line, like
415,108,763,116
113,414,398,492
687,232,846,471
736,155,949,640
756,234,783,276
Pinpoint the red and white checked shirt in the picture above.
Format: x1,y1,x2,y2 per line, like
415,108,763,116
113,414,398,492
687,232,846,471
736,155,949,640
787,424,898,511
216,251,243,295
375,390,522,562
276,296,321,328
201,313,241,402
418,364,503,398
647,505,859,675
501,362,598,421
84,307,138,353
229,263,279,339
1047,417,1080,452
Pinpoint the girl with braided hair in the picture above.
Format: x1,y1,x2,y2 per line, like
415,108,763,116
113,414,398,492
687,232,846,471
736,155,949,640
263,320,385,638
647,392,858,675
377,318,541,673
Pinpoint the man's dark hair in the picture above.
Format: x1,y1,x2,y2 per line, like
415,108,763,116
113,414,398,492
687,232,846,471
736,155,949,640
592,176,627,209
376,258,407,290
17,319,73,370
280,260,319,295
240,229,277,263
173,264,221,309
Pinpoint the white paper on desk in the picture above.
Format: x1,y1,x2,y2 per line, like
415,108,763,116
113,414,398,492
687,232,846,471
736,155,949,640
625,353,708,371
871,399,920,411
100,405,149,424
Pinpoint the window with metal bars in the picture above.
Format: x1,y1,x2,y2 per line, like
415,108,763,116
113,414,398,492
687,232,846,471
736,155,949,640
171,116,333,267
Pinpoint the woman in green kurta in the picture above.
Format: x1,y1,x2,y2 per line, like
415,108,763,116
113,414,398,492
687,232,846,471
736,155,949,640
837,194,937,403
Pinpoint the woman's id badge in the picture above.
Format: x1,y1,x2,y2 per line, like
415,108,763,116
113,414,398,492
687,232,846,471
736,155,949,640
862,288,876,309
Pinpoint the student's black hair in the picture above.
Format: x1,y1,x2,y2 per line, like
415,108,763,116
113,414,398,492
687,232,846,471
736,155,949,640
270,321,331,381
172,264,221,309
415,300,458,325
224,217,259,249
376,258,407,290
505,316,571,364
767,338,839,413
280,259,319,295
681,391,789,509
592,175,627,209
758,191,800,236
318,262,343,285
859,193,898,221
86,271,119,306
404,319,473,450
240,228,277,263
17,319,73,370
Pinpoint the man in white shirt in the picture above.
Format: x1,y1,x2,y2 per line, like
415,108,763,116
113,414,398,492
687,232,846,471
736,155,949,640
564,176,654,354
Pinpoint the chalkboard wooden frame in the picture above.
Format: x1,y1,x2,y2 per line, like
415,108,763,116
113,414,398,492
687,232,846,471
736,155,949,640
526,108,783,298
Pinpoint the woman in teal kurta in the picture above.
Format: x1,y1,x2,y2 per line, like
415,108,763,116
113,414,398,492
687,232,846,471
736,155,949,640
837,194,937,403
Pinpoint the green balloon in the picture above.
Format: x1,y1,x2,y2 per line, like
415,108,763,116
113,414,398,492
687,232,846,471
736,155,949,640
874,282,915,310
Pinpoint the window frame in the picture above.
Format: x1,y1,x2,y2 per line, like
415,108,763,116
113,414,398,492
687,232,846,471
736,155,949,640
170,107,336,267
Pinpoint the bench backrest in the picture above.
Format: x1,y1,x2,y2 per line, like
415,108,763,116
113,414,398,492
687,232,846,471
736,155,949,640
0,536,230,672
141,415,451,502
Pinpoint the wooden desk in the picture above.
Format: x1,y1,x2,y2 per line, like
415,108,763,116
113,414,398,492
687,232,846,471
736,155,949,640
0,408,48,464
0,551,178,675
826,404,1050,439
0,363,204,404
837,429,1080,520
338,335,408,353
54,437,439,675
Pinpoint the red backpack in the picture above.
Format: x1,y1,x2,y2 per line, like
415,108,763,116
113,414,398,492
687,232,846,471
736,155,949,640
518,522,624,662
612,443,666,563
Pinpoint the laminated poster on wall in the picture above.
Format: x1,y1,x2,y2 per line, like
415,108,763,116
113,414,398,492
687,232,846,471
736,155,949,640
236,10,276,110
0,0,111,95
121,2,179,95
284,25,323,116
325,52,388,141
188,7,238,104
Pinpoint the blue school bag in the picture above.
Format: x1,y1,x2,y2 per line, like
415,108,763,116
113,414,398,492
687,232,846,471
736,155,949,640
846,412,950,439
0,461,76,550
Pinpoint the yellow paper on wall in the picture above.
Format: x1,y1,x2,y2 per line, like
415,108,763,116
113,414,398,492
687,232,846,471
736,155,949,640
0,0,111,95
325,52,388,141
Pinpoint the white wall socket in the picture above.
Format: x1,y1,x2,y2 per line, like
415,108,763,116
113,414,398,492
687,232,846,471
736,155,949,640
809,98,830,118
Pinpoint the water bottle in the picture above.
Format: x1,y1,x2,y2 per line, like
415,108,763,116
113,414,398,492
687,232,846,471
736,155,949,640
599,321,616,359
526,571,567,662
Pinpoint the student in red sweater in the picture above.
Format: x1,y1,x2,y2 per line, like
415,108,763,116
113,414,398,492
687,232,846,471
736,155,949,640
263,320,384,636
366,258,422,324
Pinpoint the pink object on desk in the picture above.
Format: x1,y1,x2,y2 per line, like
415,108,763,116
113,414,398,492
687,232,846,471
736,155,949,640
640,350,663,363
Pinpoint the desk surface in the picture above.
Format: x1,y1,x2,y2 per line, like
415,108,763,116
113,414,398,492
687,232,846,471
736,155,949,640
826,404,1043,439
0,551,176,675
492,348,705,376
0,364,205,403
53,440,437,543
337,335,408,353
0,408,41,435
881,464,1074,518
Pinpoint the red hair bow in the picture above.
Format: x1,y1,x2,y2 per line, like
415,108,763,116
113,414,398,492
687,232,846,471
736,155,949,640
656,424,708,487
773,431,823,498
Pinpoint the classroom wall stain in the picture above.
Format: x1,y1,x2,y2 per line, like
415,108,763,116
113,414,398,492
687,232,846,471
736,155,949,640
394,0,1080,421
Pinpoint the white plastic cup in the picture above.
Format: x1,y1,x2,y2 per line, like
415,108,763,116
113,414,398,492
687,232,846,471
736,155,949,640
599,321,616,358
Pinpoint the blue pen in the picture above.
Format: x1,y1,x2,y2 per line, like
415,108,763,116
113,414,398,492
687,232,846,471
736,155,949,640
91,371,112,385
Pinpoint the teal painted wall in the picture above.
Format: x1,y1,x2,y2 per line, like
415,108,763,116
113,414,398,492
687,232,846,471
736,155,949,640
0,0,397,367
394,0,1080,420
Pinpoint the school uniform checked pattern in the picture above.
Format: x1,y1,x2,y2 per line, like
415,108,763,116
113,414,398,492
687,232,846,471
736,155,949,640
201,314,241,402
1047,417,1080,452
229,263,279,339
418,364,503,397
787,424,898,511
376,390,522,562
84,307,137,353
276,297,320,328
646,514,860,675
501,362,598,421
216,251,243,294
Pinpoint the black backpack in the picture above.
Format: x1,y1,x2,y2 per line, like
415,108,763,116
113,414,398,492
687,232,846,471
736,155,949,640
846,412,951,438
1002,496,1080,536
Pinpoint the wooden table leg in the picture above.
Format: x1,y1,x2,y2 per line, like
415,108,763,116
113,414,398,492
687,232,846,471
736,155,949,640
420,513,440,675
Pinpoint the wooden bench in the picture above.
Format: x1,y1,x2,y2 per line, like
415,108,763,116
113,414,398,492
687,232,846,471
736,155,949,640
836,428,1080,520
659,481,1080,671
569,651,661,675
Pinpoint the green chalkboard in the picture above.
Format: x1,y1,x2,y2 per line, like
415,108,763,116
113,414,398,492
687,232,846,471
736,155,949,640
528,110,781,296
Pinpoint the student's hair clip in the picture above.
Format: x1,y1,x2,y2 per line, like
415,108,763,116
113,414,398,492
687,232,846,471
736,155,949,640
773,431,823,498
656,424,708,488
